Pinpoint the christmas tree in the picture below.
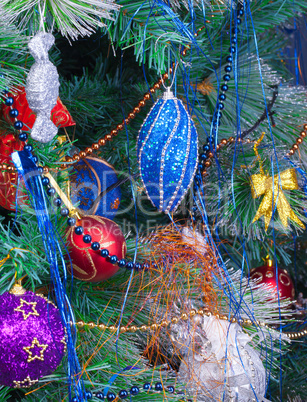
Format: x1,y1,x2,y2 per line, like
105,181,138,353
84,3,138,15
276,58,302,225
0,0,307,401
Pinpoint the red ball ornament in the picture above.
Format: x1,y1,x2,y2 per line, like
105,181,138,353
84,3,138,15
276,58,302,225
250,260,295,300
0,131,25,210
66,216,126,282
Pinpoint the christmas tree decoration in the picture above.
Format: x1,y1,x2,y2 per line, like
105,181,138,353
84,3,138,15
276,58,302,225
250,258,295,301
0,131,25,210
70,157,121,219
66,215,126,282
251,168,305,231
2,86,75,130
137,87,198,213
173,315,267,402
0,283,66,388
25,32,60,143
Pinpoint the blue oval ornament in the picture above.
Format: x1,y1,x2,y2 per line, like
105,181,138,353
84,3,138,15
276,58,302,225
137,88,198,213
70,157,120,219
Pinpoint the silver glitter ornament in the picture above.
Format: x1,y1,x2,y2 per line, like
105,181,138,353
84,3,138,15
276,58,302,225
172,315,268,401
26,32,60,143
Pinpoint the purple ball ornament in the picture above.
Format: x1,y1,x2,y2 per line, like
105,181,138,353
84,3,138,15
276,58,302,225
0,283,66,388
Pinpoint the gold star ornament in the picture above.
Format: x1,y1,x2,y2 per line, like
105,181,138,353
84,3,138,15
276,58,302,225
23,337,48,363
14,298,40,320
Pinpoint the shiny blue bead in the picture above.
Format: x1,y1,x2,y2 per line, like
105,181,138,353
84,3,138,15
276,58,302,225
237,18,241,24
5,97,14,106
214,110,223,119
118,259,127,267
237,9,244,16
203,144,210,152
14,120,23,130
67,217,76,226
24,144,33,152
9,108,18,117
231,37,237,45
91,242,100,251
60,208,69,217
83,234,92,243
226,56,232,63
232,27,240,34
195,174,201,183
32,156,38,163
155,382,163,391
119,389,128,399
152,263,158,269
142,263,149,270
86,391,92,399
200,153,207,161
109,255,118,264
134,262,141,270
42,177,50,186
212,119,220,127
130,386,139,395
107,392,116,401
219,93,226,101
223,74,231,82
218,102,224,110
221,84,228,92
46,187,56,196
225,65,232,73
37,167,43,174
126,261,134,270
53,197,62,207
229,46,236,53
72,397,78,402
19,132,28,141
167,386,175,393
74,226,83,234
95,393,104,400
100,249,109,258
143,383,151,390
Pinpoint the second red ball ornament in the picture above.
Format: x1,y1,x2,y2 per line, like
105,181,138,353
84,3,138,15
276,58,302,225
250,258,295,301
66,216,126,282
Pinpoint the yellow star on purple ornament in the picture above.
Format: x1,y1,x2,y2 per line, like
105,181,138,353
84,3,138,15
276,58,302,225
23,337,48,363
14,298,40,320
13,375,38,388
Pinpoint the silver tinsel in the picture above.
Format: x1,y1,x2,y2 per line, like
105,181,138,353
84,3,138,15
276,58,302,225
26,32,59,143
172,315,269,402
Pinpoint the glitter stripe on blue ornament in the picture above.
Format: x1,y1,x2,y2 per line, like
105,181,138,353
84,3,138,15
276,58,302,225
137,87,198,213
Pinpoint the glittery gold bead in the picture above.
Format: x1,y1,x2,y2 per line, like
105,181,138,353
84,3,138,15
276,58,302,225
7,165,14,171
87,321,96,329
61,164,67,169
296,138,303,144
160,320,168,327
128,112,135,120
76,320,85,328
105,134,113,141
216,145,220,151
139,100,146,107
129,325,137,332
111,129,118,136
73,154,80,161
221,139,227,145
150,323,158,331
98,323,106,330
190,309,196,317
182,49,187,56
197,309,204,316
208,152,213,158
289,149,294,156
98,139,106,147
162,73,169,79
228,137,234,143
117,124,124,131
144,93,151,100
150,88,155,93
171,317,179,324
134,106,140,113
43,166,49,174
92,143,99,150
108,325,116,331
204,161,211,168
181,313,188,321
140,325,148,332
66,156,73,162
154,83,161,89
293,144,299,150
246,138,251,143
303,125,307,131
85,147,93,154
120,326,127,333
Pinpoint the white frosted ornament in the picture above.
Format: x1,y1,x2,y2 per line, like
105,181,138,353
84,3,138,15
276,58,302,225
173,315,269,401
26,32,60,143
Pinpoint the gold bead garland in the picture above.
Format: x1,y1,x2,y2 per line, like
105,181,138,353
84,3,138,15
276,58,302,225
75,308,306,339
